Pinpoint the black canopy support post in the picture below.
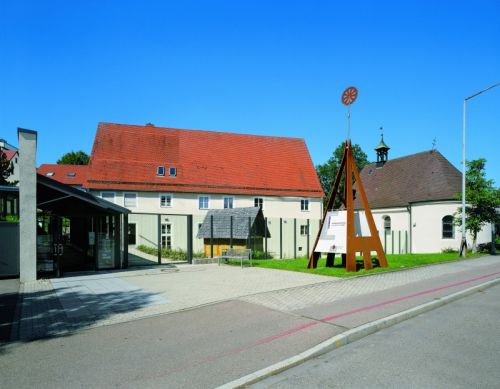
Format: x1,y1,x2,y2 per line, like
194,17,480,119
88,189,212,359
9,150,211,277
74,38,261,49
210,214,214,258
93,216,98,271
230,215,233,248
293,218,297,259
247,216,251,250
307,219,310,259
114,214,120,269
157,214,161,265
123,213,129,269
186,214,193,264
264,217,268,259
280,217,283,259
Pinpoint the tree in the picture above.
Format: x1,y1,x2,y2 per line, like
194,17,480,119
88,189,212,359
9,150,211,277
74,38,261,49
0,150,14,185
316,141,369,207
456,158,500,250
57,150,90,165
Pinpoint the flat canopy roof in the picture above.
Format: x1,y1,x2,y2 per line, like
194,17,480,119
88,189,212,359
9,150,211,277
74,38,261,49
37,174,129,217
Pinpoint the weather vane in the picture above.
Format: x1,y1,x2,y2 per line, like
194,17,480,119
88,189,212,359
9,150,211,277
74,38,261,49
341,86,358,140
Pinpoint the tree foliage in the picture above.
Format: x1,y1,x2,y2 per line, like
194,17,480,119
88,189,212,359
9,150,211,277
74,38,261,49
316,141,369,207
0,150,14,185
456,158,500,246
56,150,90,165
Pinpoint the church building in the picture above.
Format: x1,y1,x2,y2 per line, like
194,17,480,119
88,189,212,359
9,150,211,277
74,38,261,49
355,136,492,254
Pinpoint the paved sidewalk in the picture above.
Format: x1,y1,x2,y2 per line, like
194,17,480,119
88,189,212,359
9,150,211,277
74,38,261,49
6,256,500,343
8,264,334,341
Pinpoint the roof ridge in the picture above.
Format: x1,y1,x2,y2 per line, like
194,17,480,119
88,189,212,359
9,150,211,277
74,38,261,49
98,121,305,141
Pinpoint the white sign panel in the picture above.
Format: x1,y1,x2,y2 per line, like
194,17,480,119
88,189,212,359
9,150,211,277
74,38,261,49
315,211,347,253
315,210,372,254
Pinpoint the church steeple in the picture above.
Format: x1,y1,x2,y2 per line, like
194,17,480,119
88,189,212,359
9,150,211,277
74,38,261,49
375,127,390,167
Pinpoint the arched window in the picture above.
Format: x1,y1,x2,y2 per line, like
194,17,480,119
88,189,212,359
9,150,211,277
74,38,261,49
442,215,454,239
383,216,391,232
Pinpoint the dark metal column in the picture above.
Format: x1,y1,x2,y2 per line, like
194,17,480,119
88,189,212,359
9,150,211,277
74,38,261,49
280,217,282,259
230,215,233,248
264,217,268,259
307,219,310,258
293,218,297,259
186,214,193,264
114,214,120,269
210,214,214,258
123,214,128,268
157,214,161,264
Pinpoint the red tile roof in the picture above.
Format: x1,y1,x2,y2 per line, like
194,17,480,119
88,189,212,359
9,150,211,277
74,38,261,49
86,122,324,197
2,150,17,161
37,164,88,186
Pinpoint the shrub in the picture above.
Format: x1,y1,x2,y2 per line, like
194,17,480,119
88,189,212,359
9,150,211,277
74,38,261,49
136,244,203,261
252,250,273,259
441,247,458,254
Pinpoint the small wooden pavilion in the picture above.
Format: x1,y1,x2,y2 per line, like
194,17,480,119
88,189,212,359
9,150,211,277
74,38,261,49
197,207,270,257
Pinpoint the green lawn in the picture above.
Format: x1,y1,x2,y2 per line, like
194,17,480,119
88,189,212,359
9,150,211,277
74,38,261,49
233,252,486,278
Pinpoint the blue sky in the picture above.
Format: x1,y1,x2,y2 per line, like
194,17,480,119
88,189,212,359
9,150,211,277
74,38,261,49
1,1,499,184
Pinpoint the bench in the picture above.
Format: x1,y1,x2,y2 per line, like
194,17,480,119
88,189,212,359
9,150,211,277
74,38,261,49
218,248,252,268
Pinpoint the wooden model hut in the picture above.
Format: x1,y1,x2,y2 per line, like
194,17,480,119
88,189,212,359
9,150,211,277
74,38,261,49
197,207,270,257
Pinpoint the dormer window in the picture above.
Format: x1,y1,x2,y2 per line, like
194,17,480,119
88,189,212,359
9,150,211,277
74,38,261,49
157,166,165,176
169,166,177,177
67,172,76,177
46,172,54,177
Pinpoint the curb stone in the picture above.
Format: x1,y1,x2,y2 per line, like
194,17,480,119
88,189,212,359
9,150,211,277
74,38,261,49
217,277,500,389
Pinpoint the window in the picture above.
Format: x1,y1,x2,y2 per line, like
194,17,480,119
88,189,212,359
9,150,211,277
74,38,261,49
67,172,76,177
160,194,172,208
161,236,172,249
254,198,263,210
157,166,165,176
301,199,309,211
199,196,209,209
161,223,172,249
224,197,233,209
46,172,54,177
124,193,137,207
169,167,177,177
383,216,391,232
300,225,309,236
442,215,454,239
101,192,115,204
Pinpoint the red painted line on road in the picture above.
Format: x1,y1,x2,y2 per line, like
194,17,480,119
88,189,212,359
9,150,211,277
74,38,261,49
151,270,500,380
255,270,500,346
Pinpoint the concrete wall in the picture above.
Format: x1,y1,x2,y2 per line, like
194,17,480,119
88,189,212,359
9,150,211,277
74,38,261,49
18,129,37,282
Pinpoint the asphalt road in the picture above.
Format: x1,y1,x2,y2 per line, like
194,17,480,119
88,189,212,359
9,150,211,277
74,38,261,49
0,299,339,389
251,283,500,389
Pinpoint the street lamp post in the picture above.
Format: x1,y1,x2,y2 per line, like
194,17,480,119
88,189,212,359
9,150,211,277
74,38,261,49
461,82,500,257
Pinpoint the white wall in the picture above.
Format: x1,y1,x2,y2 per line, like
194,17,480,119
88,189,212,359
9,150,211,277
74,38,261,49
7,154,19,184
359,202,493,254
90,190,322,220
411,201,492,253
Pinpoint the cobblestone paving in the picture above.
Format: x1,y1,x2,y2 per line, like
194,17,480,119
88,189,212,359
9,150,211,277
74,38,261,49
12,280,70,340
238,257,500,312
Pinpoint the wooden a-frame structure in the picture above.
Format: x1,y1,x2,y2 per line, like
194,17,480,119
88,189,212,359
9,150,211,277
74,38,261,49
308,140,388,272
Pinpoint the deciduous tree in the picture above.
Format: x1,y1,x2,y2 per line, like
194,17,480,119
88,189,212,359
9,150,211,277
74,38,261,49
56,150,89,165
456,158,499,250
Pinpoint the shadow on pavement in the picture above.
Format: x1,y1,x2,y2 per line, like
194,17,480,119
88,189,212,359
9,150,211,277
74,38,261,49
1,284,164,353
